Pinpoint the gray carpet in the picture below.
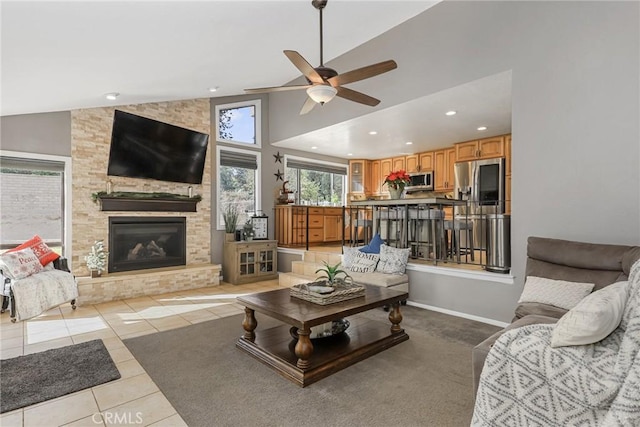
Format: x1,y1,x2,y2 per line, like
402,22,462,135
123,306,500,427
0,339,121,413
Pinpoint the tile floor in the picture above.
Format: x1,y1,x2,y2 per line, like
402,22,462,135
0,279,283,427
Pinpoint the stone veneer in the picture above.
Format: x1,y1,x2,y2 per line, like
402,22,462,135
71,99,218,303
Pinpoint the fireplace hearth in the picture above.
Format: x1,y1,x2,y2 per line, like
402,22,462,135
108,217,186,273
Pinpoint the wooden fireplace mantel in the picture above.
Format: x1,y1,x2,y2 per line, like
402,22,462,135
93,192,201,212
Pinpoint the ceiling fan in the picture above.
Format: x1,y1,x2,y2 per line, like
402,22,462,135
244,0,397,115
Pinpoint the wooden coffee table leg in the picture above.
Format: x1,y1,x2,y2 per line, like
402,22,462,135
294,327,313,369
242,308,257,341
389,302,403,334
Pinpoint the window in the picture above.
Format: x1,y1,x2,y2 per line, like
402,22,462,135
284,156,347,206
215,100,261,147
0,151,71,257
217,146,261,230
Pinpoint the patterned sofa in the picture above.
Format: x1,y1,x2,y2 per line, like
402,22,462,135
472,236,640,425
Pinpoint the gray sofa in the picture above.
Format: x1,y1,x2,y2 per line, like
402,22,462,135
472,236,640,394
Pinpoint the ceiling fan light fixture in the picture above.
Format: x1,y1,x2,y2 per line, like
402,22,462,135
306,85,337,104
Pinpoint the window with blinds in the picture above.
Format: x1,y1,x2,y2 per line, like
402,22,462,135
284,156,347,206
216,147,261,230
0,155,66,252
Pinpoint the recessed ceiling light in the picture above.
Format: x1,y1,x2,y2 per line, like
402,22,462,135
208,87,218,93
477,126,488,131
445,110,457,116
311,146,318,150
405,141,413,145
347,153,353,156
368,131,377,135
105,93,119,100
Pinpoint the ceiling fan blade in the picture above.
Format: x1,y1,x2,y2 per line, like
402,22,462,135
244,84,311,94
336,86,380,107
284,50,324,84
300,96,317,115
328,60,397,87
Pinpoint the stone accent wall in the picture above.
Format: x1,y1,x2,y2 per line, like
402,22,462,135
70,99,212,277
76,264,221,305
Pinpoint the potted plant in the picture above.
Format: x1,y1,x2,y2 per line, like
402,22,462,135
384,169,411,199
242,219,255,242
223,204,239,241
315,261,351,286
85,240,107,277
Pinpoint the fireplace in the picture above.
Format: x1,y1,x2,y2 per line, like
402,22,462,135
108,217,186,273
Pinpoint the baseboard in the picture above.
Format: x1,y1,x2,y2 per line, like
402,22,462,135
406,301,509,328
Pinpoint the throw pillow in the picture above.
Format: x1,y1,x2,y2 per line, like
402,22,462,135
551,281,629,347
6,235,60,266
376,244,410,275
0,248,44,280
348,252,380,273
518,276,595,311
342,246,364,269
359,233,385,254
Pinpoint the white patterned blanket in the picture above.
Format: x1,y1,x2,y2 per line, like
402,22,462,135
10,270,78,321
472,260,640,426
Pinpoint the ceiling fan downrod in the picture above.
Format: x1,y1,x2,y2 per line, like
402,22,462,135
312,0,328,67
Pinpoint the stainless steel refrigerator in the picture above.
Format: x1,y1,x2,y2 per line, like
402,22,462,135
453,157,505,251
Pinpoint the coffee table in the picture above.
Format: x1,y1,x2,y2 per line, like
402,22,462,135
236,284,409,387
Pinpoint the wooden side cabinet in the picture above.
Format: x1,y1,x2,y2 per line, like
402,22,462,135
223,240,278,285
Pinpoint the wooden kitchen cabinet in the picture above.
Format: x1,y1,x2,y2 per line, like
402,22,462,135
323,208,344,242
505,174,511,215
369,160,381,195
455,136,505,161
348,160,371,195
380,158,392,195
223,240,278,285
392,156,406,172
434,147,455,191
505,134,512,176
406,152,434,173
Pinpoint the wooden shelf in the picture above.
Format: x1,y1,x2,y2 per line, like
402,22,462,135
98,197,198,212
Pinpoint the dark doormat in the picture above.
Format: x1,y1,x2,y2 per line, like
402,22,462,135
0,339,121,413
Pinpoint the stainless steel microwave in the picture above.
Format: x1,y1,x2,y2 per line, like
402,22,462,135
406,171,434,192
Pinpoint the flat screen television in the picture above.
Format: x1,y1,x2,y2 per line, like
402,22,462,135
107,110,209,184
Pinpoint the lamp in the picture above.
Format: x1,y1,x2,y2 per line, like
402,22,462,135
306,85,337,104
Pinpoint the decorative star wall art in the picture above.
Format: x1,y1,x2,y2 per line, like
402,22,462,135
273,151,283,163
274,169,283,181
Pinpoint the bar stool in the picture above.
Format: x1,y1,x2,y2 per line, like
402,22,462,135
408,207,445,260
377,207,407,247
444,219,475,263
353,209,373,244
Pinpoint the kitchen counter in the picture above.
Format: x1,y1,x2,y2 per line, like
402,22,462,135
349,197,465,207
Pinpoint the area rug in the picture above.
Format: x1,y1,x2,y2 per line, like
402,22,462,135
0,339,121,413
123,306,500,427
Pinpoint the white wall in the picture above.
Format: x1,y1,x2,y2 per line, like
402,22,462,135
268,1,640,322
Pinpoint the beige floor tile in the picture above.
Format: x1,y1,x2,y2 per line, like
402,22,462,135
95,300,135,314
208,304,244,317
60,305,100,318
0,324,24,339
70,328,119,344
62,414,105,426
23,389,99,426
147,413,188,427
108,320,155,336
103,392,176,427
108,346,135,364
92,374,159,411
100,336,126,351
23,336,74,355
115,358,146,379
0,335,24,349
179,309,220,323
147,316,190,332
0,346,24,359
117,328,158,340
65,316,111,335
24,327,71,345
0,409,23,427
24,318,68,334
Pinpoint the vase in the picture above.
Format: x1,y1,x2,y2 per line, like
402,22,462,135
225,233,235,242
91,270,102,278
388,187,404,200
